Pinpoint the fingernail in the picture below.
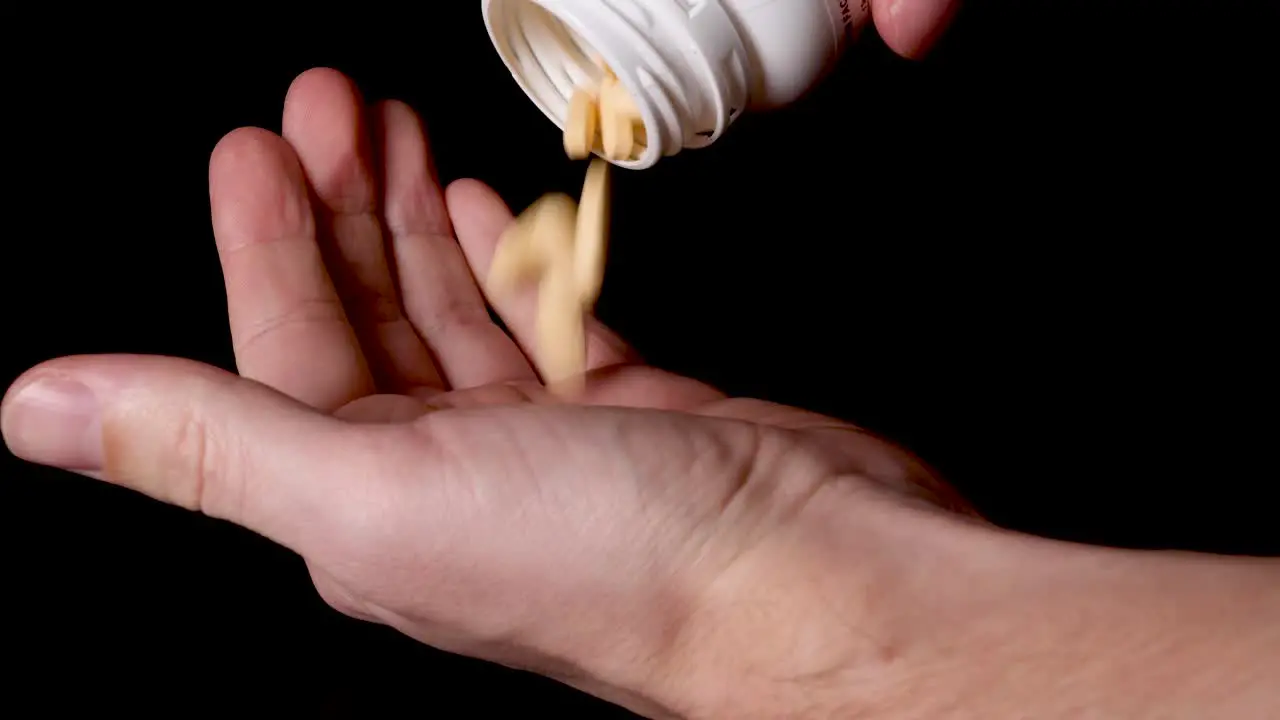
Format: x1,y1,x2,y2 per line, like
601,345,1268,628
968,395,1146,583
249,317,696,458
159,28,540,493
1,375,103,471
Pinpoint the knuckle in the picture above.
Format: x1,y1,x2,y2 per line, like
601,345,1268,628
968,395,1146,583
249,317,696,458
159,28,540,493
232,296,349,357
166,404,246,521
315,158,376,215
416,292,492,339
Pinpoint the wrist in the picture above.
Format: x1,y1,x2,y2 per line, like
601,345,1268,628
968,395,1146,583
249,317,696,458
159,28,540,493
653,482,975,718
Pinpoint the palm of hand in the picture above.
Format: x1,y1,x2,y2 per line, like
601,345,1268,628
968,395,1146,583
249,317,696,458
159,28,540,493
196,69,974,713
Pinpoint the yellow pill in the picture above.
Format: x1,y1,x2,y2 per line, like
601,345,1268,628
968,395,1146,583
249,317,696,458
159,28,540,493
537,260,586,395
487,194,576,294
484,191,589,396
600,108,635,161
526,193,577,261
564,88,599,160
601,75,641,122
574,159,610,308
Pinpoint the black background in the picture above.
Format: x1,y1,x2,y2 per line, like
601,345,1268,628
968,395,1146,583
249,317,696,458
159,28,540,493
3,1,1277,714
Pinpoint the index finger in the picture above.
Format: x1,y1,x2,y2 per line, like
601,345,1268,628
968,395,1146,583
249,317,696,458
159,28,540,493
210,128,375,412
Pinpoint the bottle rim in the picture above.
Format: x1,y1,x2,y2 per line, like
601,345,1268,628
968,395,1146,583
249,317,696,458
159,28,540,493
482,0,664,169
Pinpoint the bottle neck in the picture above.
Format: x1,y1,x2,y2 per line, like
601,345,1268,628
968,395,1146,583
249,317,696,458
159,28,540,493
483,0,750,169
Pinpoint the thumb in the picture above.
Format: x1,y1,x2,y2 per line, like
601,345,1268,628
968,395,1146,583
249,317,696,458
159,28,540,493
2,354,365,555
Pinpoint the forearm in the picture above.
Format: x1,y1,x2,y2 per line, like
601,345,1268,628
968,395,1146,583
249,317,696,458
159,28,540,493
656,497,1280,719
911,530,1280,719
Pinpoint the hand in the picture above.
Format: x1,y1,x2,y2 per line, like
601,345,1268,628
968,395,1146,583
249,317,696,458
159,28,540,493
4,69,1276,719
0,65,966,714
873,0,961,59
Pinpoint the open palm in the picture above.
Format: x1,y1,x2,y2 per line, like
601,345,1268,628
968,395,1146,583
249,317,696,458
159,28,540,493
201,62,971,686
3,67,973,716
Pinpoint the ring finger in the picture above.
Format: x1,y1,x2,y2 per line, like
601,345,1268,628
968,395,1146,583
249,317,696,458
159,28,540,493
373,100,537,389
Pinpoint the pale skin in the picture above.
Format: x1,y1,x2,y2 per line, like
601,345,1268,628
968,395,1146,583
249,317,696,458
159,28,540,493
3,41,1279,720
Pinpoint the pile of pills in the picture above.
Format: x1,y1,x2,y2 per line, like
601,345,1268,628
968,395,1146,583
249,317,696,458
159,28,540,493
487,61,639,395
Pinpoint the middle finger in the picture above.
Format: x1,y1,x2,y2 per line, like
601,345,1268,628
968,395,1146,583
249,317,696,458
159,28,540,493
282,68,444,392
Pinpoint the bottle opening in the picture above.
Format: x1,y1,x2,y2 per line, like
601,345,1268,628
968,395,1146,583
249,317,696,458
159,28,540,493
483,0,657,169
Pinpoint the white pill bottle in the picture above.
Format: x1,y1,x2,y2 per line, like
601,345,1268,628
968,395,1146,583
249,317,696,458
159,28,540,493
482,0,871,169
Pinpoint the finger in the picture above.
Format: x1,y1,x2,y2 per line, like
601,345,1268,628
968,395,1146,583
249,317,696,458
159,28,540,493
1,355,397,558
445,179,639,372
282,68,443,392
372,100,536,388
210,127,373,411
872,0,961,59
